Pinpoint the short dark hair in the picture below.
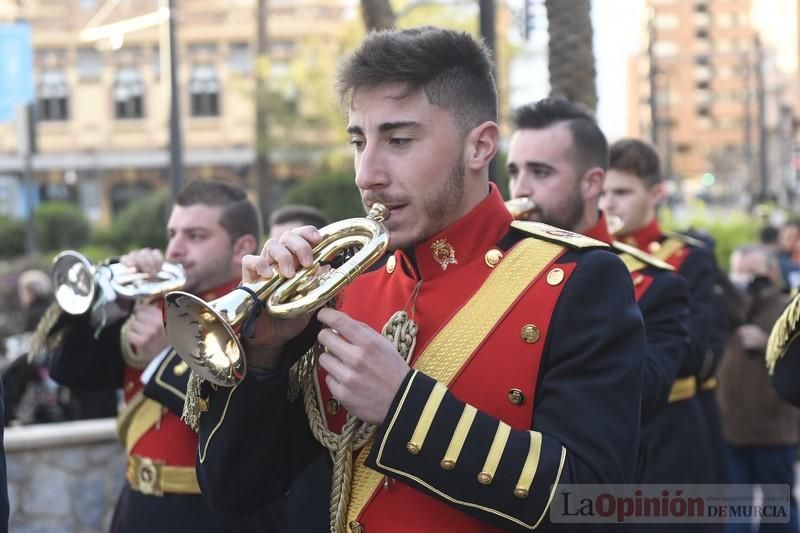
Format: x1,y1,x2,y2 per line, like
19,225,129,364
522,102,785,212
269,204,330,229
609,138,662,187
336,26,497,136
512,97,608,173
176,180,262,248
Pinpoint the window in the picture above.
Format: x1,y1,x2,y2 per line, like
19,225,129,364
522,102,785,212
77,47,102,80
696,29,709,39
653,41,679,57
37,70,69,121
190,65,220,117
188,43,218,58
114,68,145,119
655,14,679,29
228,43,251,73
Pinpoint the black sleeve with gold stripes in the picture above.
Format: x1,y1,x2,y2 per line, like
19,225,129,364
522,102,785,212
365,249,646,530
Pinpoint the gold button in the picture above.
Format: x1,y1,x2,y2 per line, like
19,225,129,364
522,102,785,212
508,388,525,405
440,459,455,470
514,487,530,499
477,472,493,485
625,236,637,246
326,398,340,416
173,361,188,376
125,381,134,391
520,324,540,344
198,398,209,413
546,268,565,286
484,249,503,268
349,521,364,533
406,442,420,455
648,241,661,253
386,255,396,274
632,274,644,286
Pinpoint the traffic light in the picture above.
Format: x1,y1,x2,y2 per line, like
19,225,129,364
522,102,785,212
701,172,716,187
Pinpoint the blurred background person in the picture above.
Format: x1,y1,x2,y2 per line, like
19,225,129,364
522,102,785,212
718,244,800,533
268,203,330,240
777,221,800,291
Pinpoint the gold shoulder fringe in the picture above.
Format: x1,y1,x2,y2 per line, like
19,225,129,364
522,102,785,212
181,370,205,432
766,293,800,374
511,221,609,249
612,241,675,272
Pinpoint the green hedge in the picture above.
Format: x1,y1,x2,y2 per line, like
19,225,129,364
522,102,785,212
283,170,364,222
34,202,90,252
0,216,26,259
91,189,170,253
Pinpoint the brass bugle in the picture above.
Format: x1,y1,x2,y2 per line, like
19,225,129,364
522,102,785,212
52,250,186,315
607,214,624,236
164,203,390,387
505,197,536,220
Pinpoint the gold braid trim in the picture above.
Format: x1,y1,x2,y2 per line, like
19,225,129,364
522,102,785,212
116,390,147,445
181,370,206,432
120,316,147,369
27,302,65,364
299,311,417,533
767,293,800,374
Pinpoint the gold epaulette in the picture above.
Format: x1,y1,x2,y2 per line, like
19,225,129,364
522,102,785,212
766,293,800,374
612,241,675,273
663,231,706,248
511,221,609,249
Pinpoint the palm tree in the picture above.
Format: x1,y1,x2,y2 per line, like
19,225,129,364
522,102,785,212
360,0,395,30
545,0,597,111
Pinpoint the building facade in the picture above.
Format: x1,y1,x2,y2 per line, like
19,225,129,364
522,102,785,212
0,0,350,224
627,0,799,207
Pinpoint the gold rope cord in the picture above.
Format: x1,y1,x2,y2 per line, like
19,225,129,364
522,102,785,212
298,311,417,533
27,302,65,364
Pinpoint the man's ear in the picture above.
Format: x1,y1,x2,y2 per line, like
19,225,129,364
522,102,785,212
466,121,499,171
233,234,258,263
581,167,605,199
649,182,667,206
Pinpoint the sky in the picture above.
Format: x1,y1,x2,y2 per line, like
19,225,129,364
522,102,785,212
509,0,645,141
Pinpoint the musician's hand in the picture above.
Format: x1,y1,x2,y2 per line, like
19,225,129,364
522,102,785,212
120,248,165,274
317,308,411,425
240,226,324,368
126,302,170,363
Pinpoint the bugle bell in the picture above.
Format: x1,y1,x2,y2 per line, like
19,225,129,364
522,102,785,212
164,203,390,387
505,197,536,220
51,250,186,316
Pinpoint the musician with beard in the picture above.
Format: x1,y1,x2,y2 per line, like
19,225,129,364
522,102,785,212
39,181,278,532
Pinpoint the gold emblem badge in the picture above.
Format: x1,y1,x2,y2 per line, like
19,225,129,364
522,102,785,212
431,238,458,271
